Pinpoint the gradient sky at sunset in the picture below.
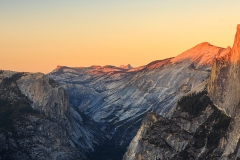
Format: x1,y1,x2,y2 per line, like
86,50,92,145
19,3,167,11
1,1,240,73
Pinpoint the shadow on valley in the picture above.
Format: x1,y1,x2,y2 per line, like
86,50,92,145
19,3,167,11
87,140,127,160
86,114,146,160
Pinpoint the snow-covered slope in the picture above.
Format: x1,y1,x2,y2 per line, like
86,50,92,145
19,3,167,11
49,43,227,148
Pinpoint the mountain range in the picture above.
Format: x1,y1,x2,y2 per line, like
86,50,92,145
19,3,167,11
1,25,240,159
48,40,228,158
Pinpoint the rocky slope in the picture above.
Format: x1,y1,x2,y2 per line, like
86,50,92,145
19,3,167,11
124,24,240,160
123,91,232,160
0,71,104,160
49,41,228,159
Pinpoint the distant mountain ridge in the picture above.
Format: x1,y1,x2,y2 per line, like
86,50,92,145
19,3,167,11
2,25,240,160
49,41,228,159
119,64,133,69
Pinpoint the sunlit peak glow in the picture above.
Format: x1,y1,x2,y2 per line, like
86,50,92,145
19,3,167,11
1,1,240,73
231,25,240,63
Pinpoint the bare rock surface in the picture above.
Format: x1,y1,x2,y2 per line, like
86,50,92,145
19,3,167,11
0,71,104,160
123,92,232,160
49,42,226,148
124,24,240,160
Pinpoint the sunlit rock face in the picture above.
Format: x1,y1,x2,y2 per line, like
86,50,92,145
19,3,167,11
208,24,240,116
49,42,227,148
0,71,103,160
207,24,240,158
124,25,240,160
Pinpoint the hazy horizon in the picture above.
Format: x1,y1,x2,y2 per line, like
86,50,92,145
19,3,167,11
1,0,240,73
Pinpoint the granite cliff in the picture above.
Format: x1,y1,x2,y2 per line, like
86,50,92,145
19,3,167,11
0,71,104,160
207,24,240,159
123,91,233,160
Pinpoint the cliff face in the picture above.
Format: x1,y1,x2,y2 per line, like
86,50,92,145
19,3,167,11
124,25,240,160
123,91,233,160
208,25,240,116
0,71,103,160
207,24,240,158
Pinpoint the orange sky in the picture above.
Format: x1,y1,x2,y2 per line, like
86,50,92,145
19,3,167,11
1,1,240,73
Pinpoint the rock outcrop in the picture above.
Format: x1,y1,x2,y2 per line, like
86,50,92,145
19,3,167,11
0,71,103,160
119,64,133,70
123,92,232,160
